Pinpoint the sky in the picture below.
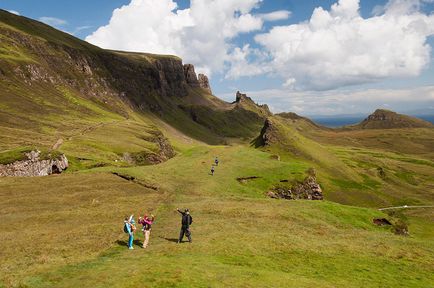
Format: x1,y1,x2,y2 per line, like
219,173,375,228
1,0,434,116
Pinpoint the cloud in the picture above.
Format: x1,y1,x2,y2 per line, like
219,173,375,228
85,0,287,77
7,10,20,15
225,44,271,79
39,16,67,27
254,0,434,90
72,25,93,35
259,10,291,21
221,85,434,115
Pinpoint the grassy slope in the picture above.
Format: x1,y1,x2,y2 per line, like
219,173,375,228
258,116,434,207
1,144,433,288
0,9,433,288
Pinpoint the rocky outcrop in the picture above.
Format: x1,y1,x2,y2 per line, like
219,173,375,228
0,150,68,177
235,91,271,116
198,73,212,94
235,91,249,103
183,64,200,87
257,118,279,146
267,169,323,200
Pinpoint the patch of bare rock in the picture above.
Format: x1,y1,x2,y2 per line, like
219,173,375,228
0,150,68,177
267,168,323,200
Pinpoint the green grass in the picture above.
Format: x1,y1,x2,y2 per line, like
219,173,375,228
1,145,433,287
0,146,33,164
1,9,434,287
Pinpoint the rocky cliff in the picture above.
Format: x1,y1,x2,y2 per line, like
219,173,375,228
198,73,212,94
234,91,272,117
0,150,68,177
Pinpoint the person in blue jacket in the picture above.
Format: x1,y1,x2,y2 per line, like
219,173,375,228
124,215,136,250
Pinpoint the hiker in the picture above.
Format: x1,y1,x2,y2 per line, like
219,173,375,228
215,157,219,166
139,214,155,249
211,165,215,176
124,215,136,250
177,208,193,243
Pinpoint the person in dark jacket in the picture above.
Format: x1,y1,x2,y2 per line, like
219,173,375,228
176,208,193,243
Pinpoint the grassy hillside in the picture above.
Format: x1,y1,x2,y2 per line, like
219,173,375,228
351,109,434,129
1,145,433,288
0,10,266,148
254,115,434,207
1,9,433,288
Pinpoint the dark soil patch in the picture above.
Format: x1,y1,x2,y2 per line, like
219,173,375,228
112,172,158,191
373,218,392,226
236,176,262,183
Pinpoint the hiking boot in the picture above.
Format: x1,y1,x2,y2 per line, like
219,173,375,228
129,246,134,250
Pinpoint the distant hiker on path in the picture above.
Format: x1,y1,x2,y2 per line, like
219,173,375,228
211,166,215,176
177,208,193,243
124,215,136,250
215,157,219,166
139,214,155,249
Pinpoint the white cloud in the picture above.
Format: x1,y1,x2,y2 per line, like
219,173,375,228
71,26,93,35
225,44,271,79
254,0,434,90
39,16,67,27
222,85,434,115
283,78,296,89
259,10,291,22
86,0,287,77
7,10,20,15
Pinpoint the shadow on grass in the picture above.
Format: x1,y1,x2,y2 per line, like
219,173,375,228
159,236,179,243
115,239,142,247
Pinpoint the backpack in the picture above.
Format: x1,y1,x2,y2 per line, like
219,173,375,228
123,222,129,233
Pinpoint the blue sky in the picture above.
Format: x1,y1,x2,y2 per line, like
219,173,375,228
1,0,434,115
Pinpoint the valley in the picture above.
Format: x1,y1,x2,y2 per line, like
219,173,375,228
0,9,433,288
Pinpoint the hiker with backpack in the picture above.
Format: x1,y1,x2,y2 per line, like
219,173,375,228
124,215,136,250
215,157,219,166
177,208,193,243
211,165,215,176
138,214,155,249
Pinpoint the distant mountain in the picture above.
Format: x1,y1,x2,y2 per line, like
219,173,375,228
353,109,434,129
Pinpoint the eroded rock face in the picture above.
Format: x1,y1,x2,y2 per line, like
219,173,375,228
198,73,212,94
267,169,324,200
0,150,68,177
183,64,199,87
258,118,279,146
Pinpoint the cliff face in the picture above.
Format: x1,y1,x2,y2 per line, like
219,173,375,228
0,10,214,116
0,10,273,147
198,73,212,94
183,64,200,87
